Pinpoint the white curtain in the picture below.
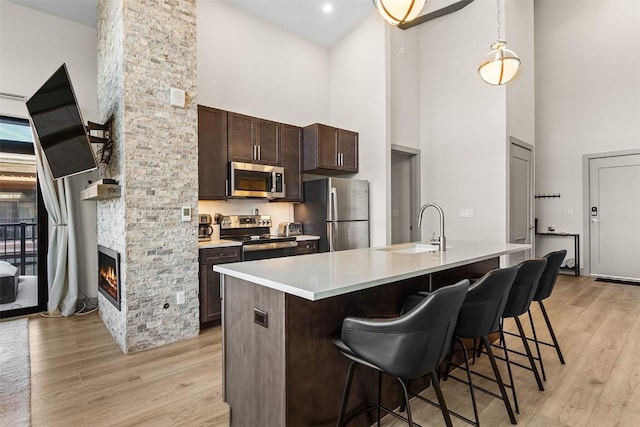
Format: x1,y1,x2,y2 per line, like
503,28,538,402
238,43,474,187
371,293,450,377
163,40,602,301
32,126,79,316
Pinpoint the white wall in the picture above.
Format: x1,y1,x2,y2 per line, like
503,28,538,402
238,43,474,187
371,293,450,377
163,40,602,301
506,0,535,145
534,0,640,261
417,0,509,242
196,1,331,226
389,26,420,150
328,11,389,247
0,0,99,299
197,0,329,126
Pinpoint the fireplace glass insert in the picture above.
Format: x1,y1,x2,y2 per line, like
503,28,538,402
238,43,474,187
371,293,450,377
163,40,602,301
98,245,120,310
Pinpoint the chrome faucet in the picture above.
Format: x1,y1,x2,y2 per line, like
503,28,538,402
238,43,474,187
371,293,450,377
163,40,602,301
417,202,446,251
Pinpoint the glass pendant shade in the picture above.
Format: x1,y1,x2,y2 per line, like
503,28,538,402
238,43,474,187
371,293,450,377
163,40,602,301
478,41,521,85
375,0,427,25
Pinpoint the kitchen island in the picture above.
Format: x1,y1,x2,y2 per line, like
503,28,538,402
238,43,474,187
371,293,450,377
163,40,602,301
215,241,529,426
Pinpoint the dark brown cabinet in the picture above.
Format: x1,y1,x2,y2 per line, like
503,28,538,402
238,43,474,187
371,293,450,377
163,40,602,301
303,123,358,174
228,112,280,166
296,240,318,255
198,106,228,200
276,124,303,202
199,246,241,327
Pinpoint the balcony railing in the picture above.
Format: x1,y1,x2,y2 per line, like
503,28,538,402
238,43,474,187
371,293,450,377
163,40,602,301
0,221,37,275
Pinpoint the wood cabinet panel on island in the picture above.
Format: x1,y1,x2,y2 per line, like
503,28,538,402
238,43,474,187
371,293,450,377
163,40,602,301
199,246,241,327
228,112,281,166
303,123,358,174
198,106,227,200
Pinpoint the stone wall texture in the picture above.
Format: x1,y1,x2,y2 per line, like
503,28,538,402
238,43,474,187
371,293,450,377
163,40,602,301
97,0,199,353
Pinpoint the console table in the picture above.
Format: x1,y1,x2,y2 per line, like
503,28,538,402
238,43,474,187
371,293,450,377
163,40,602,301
535,232,580,276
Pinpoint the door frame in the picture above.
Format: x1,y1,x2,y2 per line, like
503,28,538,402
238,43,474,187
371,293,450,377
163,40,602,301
391,144,421,243
582,148,640,277
506,137,534,260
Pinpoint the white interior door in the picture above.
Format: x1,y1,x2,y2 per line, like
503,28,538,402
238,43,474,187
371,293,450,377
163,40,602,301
589,154,640,280
509,142,533,263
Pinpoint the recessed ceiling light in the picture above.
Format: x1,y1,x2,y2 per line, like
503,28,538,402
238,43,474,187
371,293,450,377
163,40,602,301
322,3,333,14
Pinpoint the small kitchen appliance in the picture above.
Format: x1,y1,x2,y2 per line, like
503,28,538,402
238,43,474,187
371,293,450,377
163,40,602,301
198,214,214,241
229,161,285,199
278,222,303,237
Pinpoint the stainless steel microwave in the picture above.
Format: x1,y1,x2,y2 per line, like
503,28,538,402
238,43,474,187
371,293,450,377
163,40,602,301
229,161,285,199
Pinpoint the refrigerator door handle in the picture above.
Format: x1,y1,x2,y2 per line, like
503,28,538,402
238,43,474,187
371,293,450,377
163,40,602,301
327,222,338,252
330,187,338,221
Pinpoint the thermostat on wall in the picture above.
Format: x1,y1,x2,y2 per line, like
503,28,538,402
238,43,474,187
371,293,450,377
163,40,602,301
181,207,191,222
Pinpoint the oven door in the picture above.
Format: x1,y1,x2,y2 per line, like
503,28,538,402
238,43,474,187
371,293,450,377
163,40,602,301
242,241,298,261
230,161,285,198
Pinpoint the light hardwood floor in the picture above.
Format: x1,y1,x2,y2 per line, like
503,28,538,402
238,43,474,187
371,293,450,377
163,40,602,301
26,276,639,426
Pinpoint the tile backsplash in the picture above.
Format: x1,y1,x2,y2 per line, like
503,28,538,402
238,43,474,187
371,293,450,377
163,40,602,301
199,199,294,234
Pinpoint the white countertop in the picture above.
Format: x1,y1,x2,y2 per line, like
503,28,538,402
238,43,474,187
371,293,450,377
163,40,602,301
198,239,242,249
214,241,530,301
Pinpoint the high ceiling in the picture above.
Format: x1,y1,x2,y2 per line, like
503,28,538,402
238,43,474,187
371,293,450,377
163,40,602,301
8,0,97,28
7,0,375,48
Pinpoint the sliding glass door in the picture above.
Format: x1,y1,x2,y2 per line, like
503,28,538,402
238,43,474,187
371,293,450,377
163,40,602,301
0,116,47,318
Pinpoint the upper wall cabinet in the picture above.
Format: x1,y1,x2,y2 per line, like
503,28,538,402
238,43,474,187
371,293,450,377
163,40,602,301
228,113,280,166
303,123,358,174
276,124,303,202
198,105,228,200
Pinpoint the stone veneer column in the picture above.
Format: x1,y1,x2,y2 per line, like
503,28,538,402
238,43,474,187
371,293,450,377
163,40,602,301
96,0,199,352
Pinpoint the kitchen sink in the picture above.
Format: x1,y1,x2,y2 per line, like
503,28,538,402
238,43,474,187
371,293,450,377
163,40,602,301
378,243,445,254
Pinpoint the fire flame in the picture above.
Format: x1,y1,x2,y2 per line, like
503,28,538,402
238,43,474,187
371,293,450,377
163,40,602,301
99,265,118,298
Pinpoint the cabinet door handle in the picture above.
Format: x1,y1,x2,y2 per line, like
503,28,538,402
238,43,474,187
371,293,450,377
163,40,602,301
225,179,228,196
253,145,257,160
258,145,261,160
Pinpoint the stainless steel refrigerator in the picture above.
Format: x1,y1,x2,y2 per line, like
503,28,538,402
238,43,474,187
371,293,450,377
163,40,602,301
294,177,369,252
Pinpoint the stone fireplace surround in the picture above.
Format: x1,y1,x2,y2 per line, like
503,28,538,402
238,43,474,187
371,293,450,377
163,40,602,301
95,0,199,353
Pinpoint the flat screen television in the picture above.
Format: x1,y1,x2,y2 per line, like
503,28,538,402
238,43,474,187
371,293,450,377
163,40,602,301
26,63,97,180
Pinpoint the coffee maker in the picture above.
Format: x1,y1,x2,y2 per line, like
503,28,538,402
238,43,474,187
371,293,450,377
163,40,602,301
198,214,214,241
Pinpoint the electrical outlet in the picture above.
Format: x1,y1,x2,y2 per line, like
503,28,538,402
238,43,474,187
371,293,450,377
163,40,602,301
458,208,474,218
176,291,185,305
567,208,574,216
392,209,400,218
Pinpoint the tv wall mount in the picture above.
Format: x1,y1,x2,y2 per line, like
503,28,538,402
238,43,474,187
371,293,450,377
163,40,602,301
86,117,114,166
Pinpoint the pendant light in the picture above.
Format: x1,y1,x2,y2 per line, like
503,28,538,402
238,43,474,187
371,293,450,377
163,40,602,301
374,0,427,26
478,0,521,85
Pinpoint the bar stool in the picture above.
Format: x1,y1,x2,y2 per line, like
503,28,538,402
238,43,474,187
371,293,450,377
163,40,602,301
527,250,567,381
332,280,470,427
497,258,548,413
440,266,519,426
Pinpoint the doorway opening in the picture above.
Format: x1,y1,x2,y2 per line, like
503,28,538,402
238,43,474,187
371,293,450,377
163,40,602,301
391,145,421,244
0,116,48,319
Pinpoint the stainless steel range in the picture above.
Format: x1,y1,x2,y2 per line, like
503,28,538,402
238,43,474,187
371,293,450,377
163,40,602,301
220,215,298,261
